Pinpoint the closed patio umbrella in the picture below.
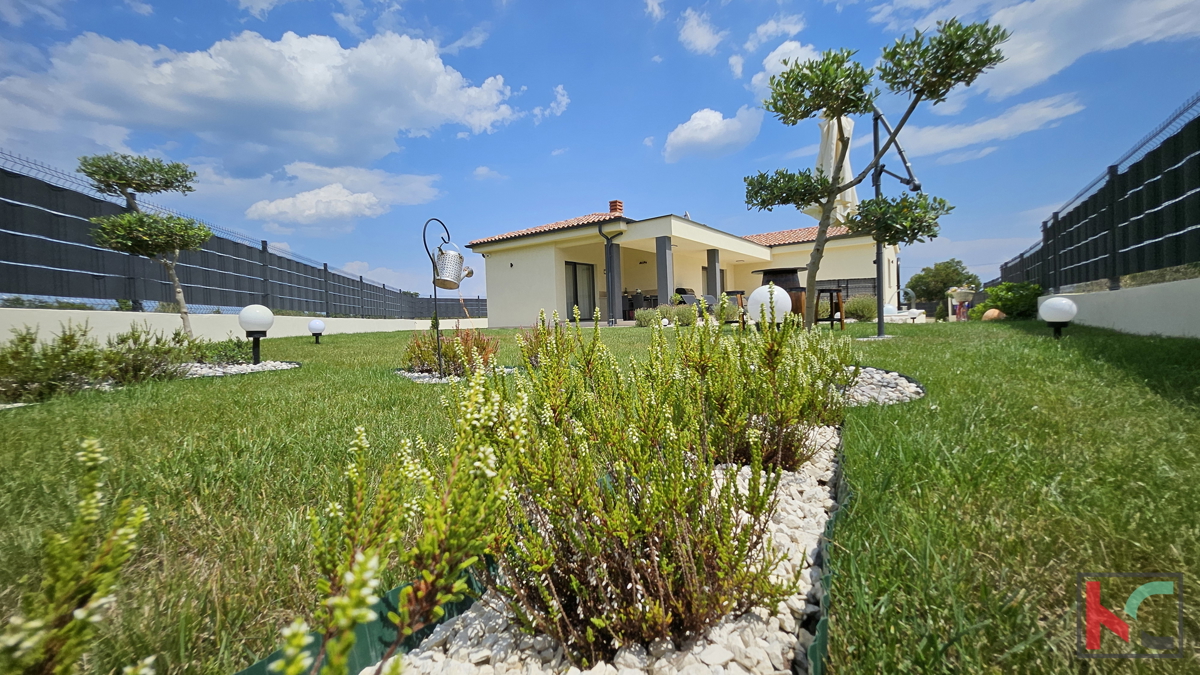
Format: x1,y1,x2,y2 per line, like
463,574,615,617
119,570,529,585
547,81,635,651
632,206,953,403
802,115,858,223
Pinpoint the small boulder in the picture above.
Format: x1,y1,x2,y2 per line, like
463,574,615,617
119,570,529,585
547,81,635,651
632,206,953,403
982,308,1006,321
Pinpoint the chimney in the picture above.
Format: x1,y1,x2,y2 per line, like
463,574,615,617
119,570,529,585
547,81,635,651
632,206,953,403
609,200,624,215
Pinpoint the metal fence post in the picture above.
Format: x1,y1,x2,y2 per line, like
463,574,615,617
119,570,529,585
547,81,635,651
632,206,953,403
1050,213,1061,293
260,240,271,307
358,275,365,317
322,263,331,317
1106,165,1121,290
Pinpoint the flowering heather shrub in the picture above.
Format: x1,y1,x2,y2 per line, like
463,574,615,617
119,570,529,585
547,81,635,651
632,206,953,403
271,416,509,675
0,440,149,675
465,309,855,666
0,323,103,402
404,325,498,377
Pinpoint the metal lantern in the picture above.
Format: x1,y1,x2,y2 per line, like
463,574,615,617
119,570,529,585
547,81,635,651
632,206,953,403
433,242,466,290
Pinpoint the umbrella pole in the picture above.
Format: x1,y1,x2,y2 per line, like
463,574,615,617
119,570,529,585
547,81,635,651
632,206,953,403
873,111,886,338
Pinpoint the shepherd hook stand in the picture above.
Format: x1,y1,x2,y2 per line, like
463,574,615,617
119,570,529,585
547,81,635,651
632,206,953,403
423,218,451,377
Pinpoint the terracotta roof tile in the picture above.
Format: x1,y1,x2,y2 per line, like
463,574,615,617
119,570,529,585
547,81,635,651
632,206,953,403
467,212,627,247
743,225,851,247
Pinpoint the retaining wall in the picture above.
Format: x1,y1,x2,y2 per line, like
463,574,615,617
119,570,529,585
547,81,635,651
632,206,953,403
1038,277,1200,338
0,308,488,343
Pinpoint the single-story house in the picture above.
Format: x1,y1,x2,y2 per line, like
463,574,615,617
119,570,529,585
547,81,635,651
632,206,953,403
467,200,899,328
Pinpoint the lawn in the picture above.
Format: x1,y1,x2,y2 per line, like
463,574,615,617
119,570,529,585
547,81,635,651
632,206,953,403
2,320,1197,674
830,320,1200,671
0,326,663,675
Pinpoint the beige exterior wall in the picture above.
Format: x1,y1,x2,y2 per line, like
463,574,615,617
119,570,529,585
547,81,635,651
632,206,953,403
478,244,564,328
1037,279,1200,338
0,308,486,344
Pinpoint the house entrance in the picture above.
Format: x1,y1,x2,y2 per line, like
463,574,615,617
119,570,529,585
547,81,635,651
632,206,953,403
565,261,596,319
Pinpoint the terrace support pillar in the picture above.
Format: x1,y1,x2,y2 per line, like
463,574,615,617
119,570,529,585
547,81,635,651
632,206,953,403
605,241,622,325
656,236,673,307
706,248,720,299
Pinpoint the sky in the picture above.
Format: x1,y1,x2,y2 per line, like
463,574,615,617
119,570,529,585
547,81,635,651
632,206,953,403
2,0,1199,296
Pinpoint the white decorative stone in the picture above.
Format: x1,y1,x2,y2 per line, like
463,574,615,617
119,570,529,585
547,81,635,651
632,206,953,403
698,645,732,667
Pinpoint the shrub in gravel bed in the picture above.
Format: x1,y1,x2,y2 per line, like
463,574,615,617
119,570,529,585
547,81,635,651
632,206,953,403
405,324,498,377
0,322,255,401
463,311,855,667
0,323,103,402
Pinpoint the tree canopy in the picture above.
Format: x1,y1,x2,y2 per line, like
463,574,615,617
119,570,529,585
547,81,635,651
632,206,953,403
91,212,212,259
906,259,981,302
77,153,196,210
743,18,1008,327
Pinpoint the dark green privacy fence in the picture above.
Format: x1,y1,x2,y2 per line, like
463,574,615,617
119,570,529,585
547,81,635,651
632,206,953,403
1000,91,1200,291
0,154,485,319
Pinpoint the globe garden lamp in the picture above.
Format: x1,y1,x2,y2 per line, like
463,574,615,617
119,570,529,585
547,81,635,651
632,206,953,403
238,304,275,364
1039,296,1078,339
747,284,792,325
309,319,326,344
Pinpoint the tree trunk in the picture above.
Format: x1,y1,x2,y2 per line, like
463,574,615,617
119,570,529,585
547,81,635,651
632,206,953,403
164,252,192,337
123,189,138,212
802,117,852,329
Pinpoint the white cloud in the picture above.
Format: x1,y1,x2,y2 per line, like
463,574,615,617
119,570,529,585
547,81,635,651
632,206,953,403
743,14,805,52
651,54,663,63
899,94,1084,156
645,0,666,22
728,54,744,78
551,147,568,156
234,162,439,236
750,40,819,95
473,166,505,180
935,146,998,164
125,0,153,15
339,261,426,291
643,136,655,146
678,8,728,55
0,0,68,27
269,241,291,252
0,31,520,175
870,0,1200,100
532,85,570,124
246,183,386,227
332,0,366,37
784,143,820,159
236,0,302,20
664,106,763,163
442,26,489,55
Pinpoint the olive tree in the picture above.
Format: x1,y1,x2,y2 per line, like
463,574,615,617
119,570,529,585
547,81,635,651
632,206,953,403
79,154,210,335
744,19,1008,327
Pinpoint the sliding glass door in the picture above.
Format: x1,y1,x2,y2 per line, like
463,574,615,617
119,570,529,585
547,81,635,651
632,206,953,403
565,262,595,319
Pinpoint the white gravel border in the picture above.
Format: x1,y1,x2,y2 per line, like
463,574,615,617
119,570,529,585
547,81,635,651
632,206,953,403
358,366,924,675
395,367,517,385
182,361,301,378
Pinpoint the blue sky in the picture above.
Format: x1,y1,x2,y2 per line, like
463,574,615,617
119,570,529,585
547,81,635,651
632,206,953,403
2,0,1199,296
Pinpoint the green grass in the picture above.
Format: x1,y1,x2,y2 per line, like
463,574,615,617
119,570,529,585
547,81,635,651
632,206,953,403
0,326,669,675
4,320,1198,674
830,320,1200,671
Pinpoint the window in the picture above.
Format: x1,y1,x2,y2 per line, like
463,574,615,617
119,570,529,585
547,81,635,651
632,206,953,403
565,262,596,318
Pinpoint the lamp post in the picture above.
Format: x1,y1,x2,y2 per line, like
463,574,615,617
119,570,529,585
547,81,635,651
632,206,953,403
1039,296,1077,339
238,304,274,364
871,106,922,338
309,319,325,344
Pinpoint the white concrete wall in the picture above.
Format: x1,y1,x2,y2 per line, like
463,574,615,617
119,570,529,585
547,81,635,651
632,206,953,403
0,308,486,344
480,244,563,328
1038,278,1200,338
